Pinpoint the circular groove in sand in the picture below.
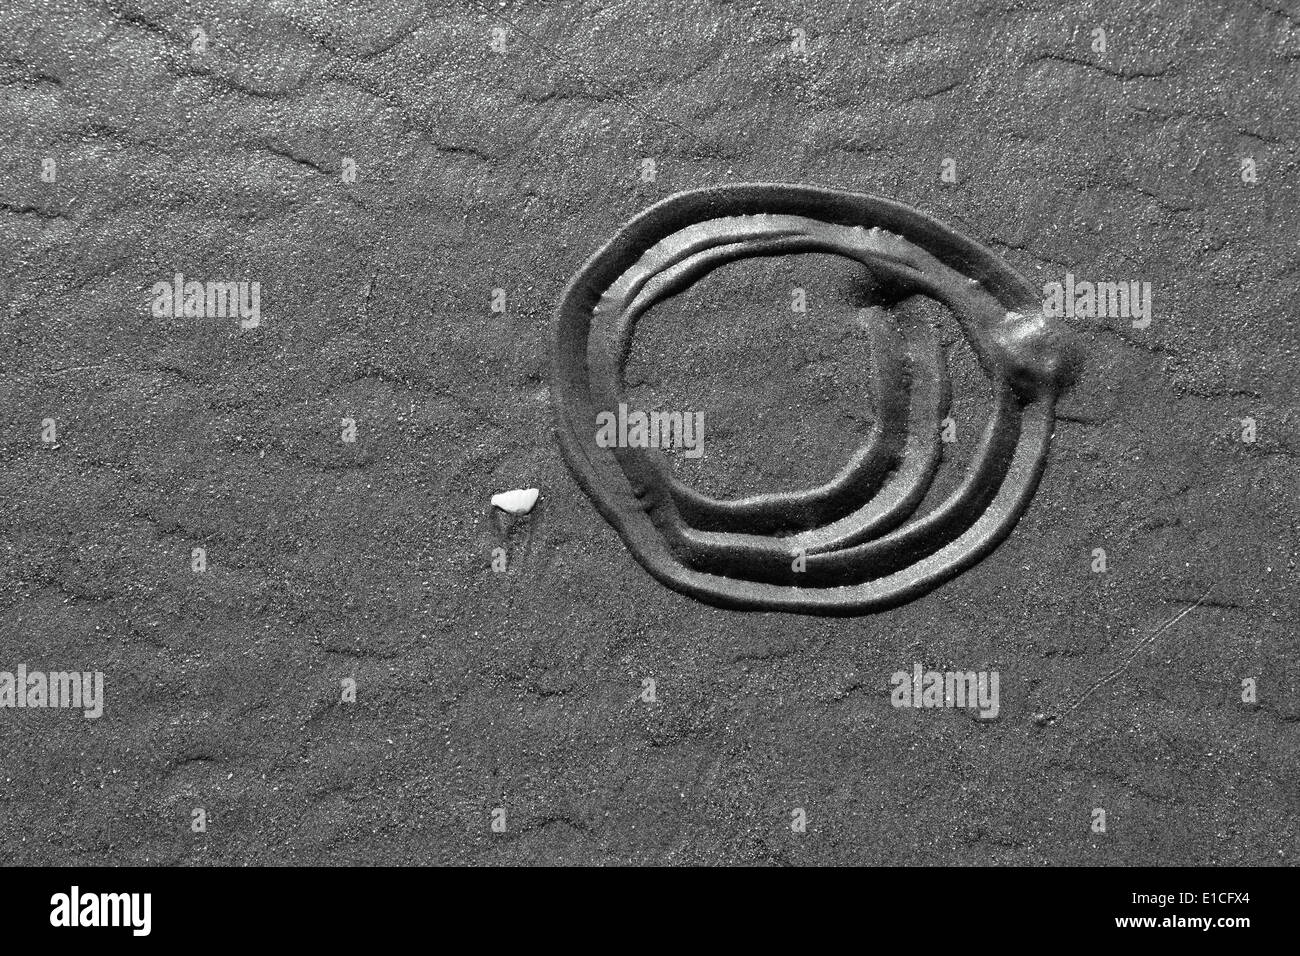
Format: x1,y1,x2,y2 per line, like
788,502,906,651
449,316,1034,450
552,184,1077,614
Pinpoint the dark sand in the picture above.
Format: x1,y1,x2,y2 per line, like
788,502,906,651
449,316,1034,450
0,0,1296,864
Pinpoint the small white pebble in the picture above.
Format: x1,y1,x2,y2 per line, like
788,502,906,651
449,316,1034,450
492,488,539,515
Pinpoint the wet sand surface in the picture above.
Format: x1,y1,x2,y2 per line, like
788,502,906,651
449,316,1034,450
0,0,1296,864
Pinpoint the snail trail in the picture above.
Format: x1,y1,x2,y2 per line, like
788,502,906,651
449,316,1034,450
552,184,1080,615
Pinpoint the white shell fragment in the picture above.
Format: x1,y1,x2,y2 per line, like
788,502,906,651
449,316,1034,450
491,488,539,515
